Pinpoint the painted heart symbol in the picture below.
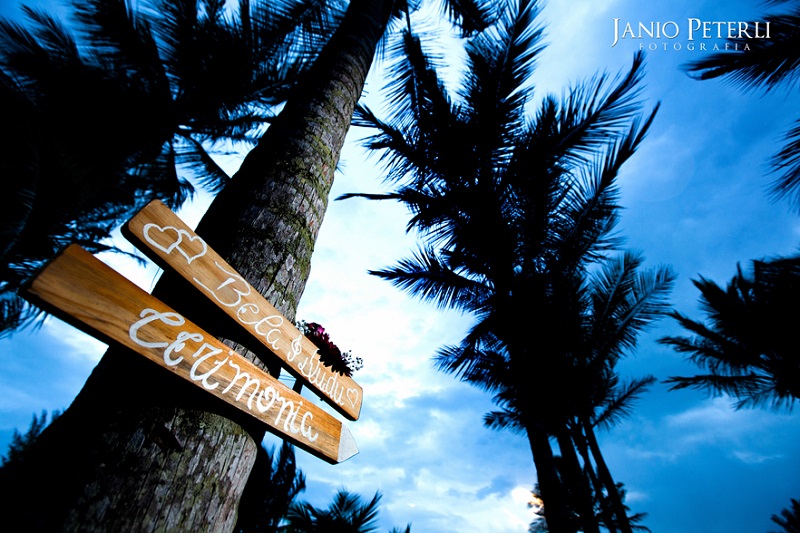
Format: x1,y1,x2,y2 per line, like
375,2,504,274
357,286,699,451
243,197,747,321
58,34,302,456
143,224,183,255
346,388,359,408
175,233,208,264
143,224,207,264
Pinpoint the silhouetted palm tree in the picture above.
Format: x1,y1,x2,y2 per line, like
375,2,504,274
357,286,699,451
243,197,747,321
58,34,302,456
0,0,330,334
0,409,60,469
6,0,498,530
574,251,672,532
661,254,800,409
485,252,673,533
343,1,661,529
684,1,800,209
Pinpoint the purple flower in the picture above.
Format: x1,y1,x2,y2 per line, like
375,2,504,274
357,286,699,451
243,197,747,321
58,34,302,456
297,320,362,377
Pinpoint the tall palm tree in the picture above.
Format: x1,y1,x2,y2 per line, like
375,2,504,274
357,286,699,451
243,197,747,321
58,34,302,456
684,1,800,210
547,254,670,533
5,0,498,531
574,251,673,533
0,0,331,335
661,254,800,410
484,252,673,533
343,2,662,530
572,374,655,533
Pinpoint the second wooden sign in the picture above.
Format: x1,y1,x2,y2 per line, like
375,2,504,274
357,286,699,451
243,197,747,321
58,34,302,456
25,245,358,465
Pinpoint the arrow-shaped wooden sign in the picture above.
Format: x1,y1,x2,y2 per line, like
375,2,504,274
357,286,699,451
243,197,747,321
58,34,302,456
123,200,363,420
25,245,358,465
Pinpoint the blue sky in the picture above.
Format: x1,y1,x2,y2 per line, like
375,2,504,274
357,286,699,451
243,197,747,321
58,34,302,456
1,1,799,532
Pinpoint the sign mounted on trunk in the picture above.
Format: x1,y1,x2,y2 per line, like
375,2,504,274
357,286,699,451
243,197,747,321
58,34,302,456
24,245,357,465
123,200,363,421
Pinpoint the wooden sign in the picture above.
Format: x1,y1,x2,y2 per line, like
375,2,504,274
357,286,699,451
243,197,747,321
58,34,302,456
25,245,358,465
123,200,363,421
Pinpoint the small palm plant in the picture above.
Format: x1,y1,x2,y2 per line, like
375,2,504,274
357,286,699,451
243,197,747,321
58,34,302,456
283,490,383,533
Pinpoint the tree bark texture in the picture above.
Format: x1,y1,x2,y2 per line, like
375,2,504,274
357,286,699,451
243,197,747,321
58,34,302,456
1,1,394,531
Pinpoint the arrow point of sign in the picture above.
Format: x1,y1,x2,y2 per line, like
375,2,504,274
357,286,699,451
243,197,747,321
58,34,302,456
337,424,359,463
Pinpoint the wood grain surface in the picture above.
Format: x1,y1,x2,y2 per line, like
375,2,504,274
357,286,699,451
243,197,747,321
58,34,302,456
124,200,363,421
25,245,357,464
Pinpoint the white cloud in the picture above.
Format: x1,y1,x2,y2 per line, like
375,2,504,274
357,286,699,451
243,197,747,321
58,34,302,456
385,469,535,533
41,319,107,365
665,396,774,443
611,396,796,467
731,450,782,465
350,418,389,449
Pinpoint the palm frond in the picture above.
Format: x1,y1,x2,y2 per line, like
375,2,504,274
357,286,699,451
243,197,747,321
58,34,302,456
769,498,800,533
590,252,675,362
544,109,655,272
663,373,793,410
436,0,499,36
0,292,43,338
661,253,800,409
551,51,648,165
71,0,166,86
370,247,489,311
434,337,508,392
460,0,544,153
769,117,800,208
19,6,80,61
329,490,382,531
174,134,231,194
660,312,756,373
380,27,459,181
593,375,656,431
684,9,800,92
353,102,435,186
484,407,526,434
683,5,800,212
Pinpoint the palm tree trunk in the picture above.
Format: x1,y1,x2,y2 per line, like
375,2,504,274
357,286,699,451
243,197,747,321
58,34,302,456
571,422,617,533
555,426,600,533
582,416,634,533
3,1,394,531
525,420,575,533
